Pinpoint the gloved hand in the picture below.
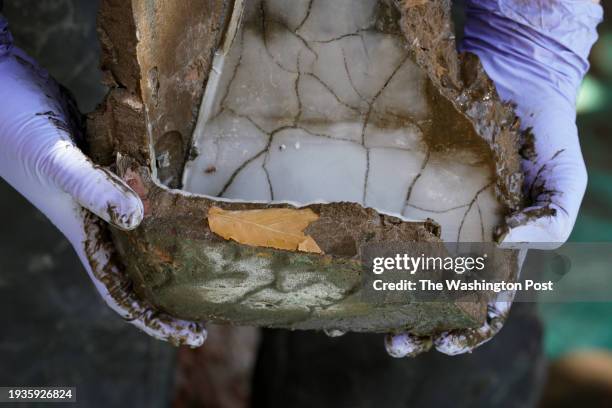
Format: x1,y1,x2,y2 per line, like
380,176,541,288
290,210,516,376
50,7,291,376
386,0,603,357
0,15,206,347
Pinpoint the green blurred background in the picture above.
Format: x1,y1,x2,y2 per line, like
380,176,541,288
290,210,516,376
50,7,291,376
540,1,612,360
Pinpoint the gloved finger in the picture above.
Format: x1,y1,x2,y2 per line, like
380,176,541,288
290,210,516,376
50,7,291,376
97,264,207,347
434,298,513,356
44,139,144,230
459,1,598,250
129,310,208,347
497,112,587,249
385,333,432,358
498,204,571,250
82,211,206,347
324,329,346,337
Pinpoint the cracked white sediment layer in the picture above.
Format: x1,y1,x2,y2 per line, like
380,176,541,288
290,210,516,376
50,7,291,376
182,0,501,242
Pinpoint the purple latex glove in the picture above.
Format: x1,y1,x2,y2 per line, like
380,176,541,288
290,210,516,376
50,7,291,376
466,0,603,249
386,0,603,358
0,15,206,346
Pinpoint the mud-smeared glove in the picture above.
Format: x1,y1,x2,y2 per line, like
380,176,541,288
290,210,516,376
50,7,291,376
385,0,602,357
0,15,206,347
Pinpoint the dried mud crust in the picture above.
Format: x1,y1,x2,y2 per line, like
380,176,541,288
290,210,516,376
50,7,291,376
398,0,523,213
85,0,523,333
109,160,491,333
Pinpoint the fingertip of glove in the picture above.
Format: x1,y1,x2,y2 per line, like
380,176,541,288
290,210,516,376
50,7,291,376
88,168,144,230
499,223,566,250
55,151,145,230
385,333,431,358
189,327,208,348
172,323,207,348
133,310,208,347
105,190,144,231
498,205,572,250
434,335,473,356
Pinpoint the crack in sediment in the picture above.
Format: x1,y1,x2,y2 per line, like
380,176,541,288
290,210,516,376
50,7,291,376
305,72,361,113
360,54,410,145
260,1,296,73
219,61,241,110
359,53,411,197
456,181,495,242
217,117,366,197
477,202,485,241
299,126,362,145
260,0,317,74
294,53,303,126
405,148,431,204
295,0,315,32
188,0,500,244
273,17,318,60
277,20,318,59
311,28,389,44
210,30,245,124
213,5,417,209
263,161,275,199
405,202,469,214
342,48,368,103
217,147,268,197
225,107,269,134
362,148,371,204
262,139,275,200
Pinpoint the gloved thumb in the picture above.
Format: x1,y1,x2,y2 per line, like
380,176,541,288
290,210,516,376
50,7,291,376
44,139,144,230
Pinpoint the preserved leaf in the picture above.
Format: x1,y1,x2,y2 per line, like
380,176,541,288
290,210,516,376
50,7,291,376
208,206,323,254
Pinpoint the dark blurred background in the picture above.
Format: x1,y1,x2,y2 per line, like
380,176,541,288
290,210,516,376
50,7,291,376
0,1,610,407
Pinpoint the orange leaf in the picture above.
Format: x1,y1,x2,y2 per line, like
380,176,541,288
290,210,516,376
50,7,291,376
207,207,323,254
